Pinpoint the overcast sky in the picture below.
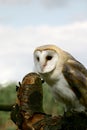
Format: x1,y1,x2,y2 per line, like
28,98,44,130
0,0,87,85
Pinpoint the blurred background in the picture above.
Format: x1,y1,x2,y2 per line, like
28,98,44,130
0,0,87,129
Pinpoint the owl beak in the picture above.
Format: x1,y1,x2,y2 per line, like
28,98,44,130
43,63,47,69
39,60,47,73
40,66,44,72
40,63,46,72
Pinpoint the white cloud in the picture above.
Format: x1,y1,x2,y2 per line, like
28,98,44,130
0,0,86,6
41,0,87,8
0,0,31,5
0,21,87,84
41,0,69,7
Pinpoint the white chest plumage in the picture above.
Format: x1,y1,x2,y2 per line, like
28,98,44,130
49,74,85,111
50,74,76,103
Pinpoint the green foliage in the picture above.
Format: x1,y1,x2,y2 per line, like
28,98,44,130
0,82,17,130
5,127,16,130
0,111,10,125
0,82,16,104
43,83,64,116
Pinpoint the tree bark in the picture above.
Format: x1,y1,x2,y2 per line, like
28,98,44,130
0,104,13,111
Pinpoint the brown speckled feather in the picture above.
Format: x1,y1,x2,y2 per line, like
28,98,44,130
62,59,87,107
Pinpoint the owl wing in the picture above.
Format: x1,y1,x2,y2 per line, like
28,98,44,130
62,59,87,107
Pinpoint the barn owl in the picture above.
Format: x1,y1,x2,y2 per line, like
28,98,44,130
33,44,87,112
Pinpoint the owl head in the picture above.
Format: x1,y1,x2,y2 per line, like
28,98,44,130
33,44,66,74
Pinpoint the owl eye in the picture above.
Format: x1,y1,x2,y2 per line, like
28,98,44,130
36,56,39,61
46,55,52,60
